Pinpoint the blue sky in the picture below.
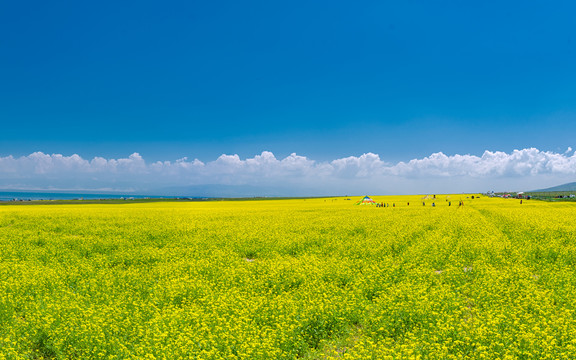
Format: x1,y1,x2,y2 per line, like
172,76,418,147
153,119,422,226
1,1,576,194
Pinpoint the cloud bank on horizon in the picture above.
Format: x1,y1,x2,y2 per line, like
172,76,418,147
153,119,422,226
0,148,575,196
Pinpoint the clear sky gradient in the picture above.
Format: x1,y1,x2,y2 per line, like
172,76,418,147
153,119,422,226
1,1,576,194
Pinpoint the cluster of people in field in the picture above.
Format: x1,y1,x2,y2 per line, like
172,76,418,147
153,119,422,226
376,202,395,207
375,199,466,207
364,194,489,209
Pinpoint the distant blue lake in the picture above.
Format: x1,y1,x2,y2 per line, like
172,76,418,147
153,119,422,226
0,191,163,201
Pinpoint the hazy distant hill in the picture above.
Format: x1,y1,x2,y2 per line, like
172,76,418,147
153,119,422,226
150,184,296,198
531,182,576,192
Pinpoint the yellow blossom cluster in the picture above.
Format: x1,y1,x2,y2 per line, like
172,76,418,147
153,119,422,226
0,195,575,359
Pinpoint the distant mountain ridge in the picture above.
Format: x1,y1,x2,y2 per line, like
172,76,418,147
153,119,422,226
531,182,576,192
149,184,295,198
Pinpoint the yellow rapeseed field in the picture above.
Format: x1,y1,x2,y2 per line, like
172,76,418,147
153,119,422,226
1,195,575,359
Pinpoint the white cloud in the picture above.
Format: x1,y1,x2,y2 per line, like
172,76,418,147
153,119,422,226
0,148,575,195
331,153,386,177
387,148,576,178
